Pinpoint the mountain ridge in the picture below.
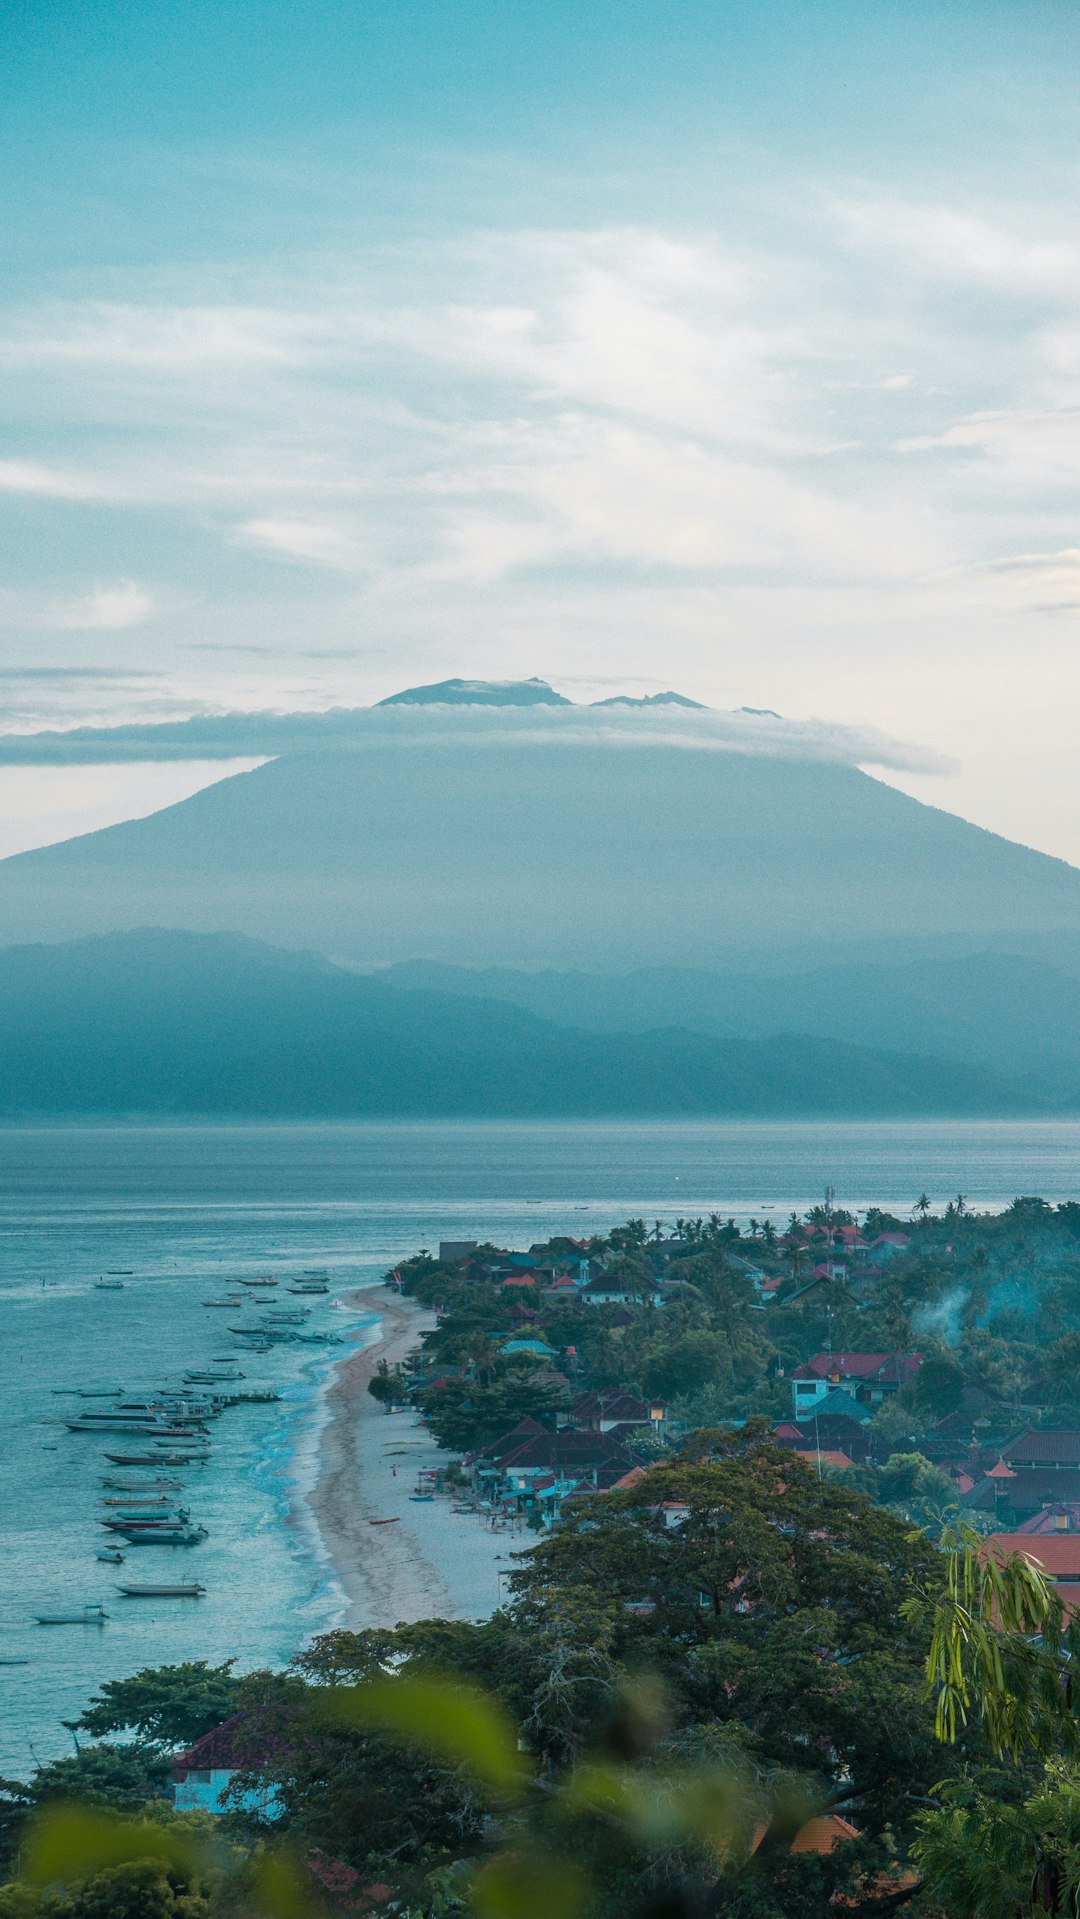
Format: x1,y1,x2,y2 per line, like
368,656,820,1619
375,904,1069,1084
0,929,1048,1120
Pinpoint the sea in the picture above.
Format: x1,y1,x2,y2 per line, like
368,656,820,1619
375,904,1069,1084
2,1116,1080,1774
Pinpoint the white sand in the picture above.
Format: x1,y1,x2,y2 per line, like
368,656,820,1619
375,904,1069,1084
308,1286,519,1629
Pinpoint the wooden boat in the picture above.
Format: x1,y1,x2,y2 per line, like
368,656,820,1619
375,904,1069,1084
117,1581,205,1597
35,1605,108,1624
369,1517,401,1525
0,1656,30,1665
101,1476,183,1492
101,1492,178,1506
104,1449,209,1466
115,1524,207,1545
93,1280,125,1291
240,1277,277,1287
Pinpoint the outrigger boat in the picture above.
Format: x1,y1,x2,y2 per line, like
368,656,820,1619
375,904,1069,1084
117,1581,205,1597
104,1448,209,1466
240,1276,277,1288
35,1605,108,1625
114,1524,207,1545
101,1475,184,1492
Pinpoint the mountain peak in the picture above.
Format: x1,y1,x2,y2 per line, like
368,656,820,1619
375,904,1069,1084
591,691,705,709
377,677,570,707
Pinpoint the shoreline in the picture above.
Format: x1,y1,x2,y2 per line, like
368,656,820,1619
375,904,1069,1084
307,1284,509,1631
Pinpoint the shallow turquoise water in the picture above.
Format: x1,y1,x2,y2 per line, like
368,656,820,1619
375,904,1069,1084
2,1116,1079,1772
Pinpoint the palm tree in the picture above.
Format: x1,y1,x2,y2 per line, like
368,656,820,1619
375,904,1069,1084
915,1193,932,1221
955,1194,968,1216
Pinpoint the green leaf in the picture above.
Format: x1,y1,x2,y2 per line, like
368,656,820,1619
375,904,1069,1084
23,1807,200,1887
471,1851,587,1919
249,1846,316,1919
326,1674,526,1797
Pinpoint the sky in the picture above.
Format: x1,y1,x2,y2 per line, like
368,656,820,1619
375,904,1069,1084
1,0,1080,861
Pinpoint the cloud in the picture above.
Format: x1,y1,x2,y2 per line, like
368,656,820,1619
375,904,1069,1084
836,198,1080,296
51,581,155,630
967,547,1080,615
0,458,117,501
0,665,160,681
0,303,319,371
0,697,955,775
233,518,360,569
898,408,1080,481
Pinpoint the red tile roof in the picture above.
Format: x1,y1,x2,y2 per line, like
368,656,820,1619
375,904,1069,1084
1003,1430,1080,1468
791,1352,922,1385
986,1534,1080,1580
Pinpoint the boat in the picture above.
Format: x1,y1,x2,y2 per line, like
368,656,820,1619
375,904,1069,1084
104,1449,209,1466
97,1549,125,1564
202,1298,240,1307
185,1368,244,1383
240,1277,277,1287
66,1419,207,1436
0,1656,30,1665
117,1581,205,1597
101,1493,179,1507
107,1270,134,1276
102,1506,190,1524
409,1494,434,1502
115,1525,207,1546
101,1475,183,1492
35,1605,108,1624
369,1517,401,1526
93,1280,125,1291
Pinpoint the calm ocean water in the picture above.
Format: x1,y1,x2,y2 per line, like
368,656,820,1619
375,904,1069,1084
2,1116,1079,1772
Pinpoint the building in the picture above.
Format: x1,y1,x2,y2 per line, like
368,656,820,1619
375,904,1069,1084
172,1716,281,1819
789,1352,922,1416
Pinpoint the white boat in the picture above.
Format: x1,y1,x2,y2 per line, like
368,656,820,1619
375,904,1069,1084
117,1581,205,1597
35,1605,108,1624
97,1549,125,1564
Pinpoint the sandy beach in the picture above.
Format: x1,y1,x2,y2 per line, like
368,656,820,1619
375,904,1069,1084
308,1285,512,1630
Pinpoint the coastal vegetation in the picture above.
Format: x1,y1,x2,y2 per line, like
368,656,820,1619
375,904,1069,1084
10,1194,1080,1915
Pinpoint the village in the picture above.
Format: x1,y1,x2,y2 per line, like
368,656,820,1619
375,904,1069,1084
379,1197,1080,1612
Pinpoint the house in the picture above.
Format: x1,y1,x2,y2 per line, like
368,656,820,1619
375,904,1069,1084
172,1716,282,1819
985,1533,1080,1600
438,1240,478,1264
1000,1429,1080,1472
774,1411,876,1465
793,1386,873,1424
559,1390,665,1433
577,1273,661,1307
1015,1504,1080,1535
789,1352,922,1416
871,1233,911,1257
500,1337,558,1361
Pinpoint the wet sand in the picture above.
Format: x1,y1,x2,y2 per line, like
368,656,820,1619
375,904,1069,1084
308,1285,511,1630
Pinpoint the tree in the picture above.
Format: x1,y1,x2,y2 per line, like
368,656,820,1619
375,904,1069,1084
72,1664,251,1750
366,1359,409,1409
512,1442,945,1839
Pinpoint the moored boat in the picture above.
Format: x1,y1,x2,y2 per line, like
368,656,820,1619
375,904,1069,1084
115,1524,207,1545
117,1581,205,1597
35,1605,108,1624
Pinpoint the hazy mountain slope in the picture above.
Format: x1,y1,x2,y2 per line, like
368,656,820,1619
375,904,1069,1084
0,931,1042,1118
387,951,1080,1092
2,717,1080,966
